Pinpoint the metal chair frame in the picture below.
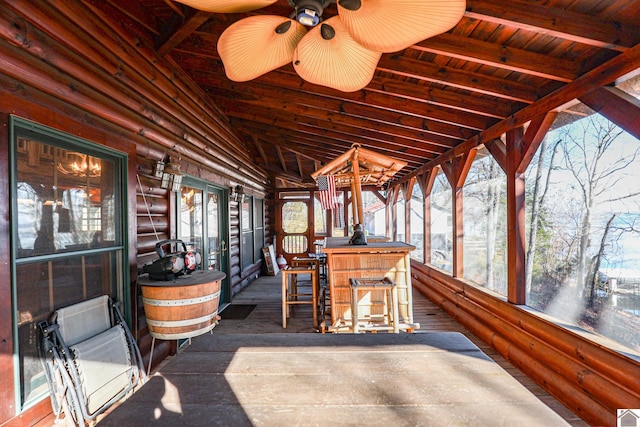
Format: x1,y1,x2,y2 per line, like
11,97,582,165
38,295,146,426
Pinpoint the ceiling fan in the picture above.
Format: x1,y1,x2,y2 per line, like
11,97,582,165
176,0,466,92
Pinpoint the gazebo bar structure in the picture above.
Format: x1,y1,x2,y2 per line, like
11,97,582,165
0,1,639,426
311,144,407,226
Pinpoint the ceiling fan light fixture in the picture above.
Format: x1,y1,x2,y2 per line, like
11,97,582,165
293,0,330,26
297,9,320,26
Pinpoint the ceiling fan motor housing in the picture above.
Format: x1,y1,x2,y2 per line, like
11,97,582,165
290,0,333,26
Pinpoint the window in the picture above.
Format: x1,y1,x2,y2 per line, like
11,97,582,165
241,197,254,268
11,117,126,409
254,198,264,263
179,186,203,255
463,149,507,295
396,191,406,242
314,195,327,235
410,184,424,261
431,169,452,272
361,190,386,236
525,107,640,354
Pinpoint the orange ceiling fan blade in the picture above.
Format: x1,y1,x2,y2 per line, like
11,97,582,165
174,0,278,13
337,0,466,53
293,16,382,92
218,16,307,82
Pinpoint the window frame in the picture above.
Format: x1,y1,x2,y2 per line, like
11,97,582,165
9,116,129,411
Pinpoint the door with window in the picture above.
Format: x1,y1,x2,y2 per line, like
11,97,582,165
178,181,230,306
277,191,313,263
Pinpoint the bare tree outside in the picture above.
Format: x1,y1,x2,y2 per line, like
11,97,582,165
527,113,640,352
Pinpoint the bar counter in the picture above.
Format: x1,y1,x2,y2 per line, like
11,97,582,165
322,237,419,332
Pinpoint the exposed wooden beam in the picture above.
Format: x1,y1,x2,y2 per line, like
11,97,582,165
174,37,547,103
227,113,447,165
275,145,287,172
367,78,521,119
251,134,269,167
217,95,477,143
376,55,548,103
157,11,211,57
519,111,559,173
295,153,304,179
162,0,185,16
195,69,490,132
106,0,160,35
465,0,640,52
579,86,640,141
413,33,579,82
401,42,640,183
222,97,461,150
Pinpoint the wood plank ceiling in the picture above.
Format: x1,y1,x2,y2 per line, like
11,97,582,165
104,0,640,188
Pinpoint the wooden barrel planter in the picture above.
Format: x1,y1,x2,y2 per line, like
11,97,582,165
139,270,226,340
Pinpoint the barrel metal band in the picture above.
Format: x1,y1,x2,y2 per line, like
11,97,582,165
148,322,218,340
142,290,220,307
147,311,219,328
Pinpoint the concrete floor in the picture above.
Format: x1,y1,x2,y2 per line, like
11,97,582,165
97,274,588,426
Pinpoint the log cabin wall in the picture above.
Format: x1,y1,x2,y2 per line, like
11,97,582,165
0,1,270,424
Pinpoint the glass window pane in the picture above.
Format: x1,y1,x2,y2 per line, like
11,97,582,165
282,201,308,233
314,195,327,235
16,253,119,403
526,108,640,354
16,145,118,257
410,185,424,261
361,191,385,236
463,149,507,296
179,186,203,252
241,197,254,268
396,193,405,242
254,198,264,262
431,170,452,272
207,191,220,271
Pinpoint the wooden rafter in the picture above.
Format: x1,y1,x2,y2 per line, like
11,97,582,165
102,0,640,190
465,0,640,52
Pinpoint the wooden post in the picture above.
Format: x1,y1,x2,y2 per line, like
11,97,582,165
352,148,364,225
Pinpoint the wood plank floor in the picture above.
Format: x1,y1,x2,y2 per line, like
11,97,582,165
98,274,589,426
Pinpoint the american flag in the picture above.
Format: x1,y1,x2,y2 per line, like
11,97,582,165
317,175,337,210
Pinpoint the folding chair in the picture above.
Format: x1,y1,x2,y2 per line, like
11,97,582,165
39,295,146,426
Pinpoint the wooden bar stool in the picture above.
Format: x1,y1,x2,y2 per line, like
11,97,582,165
292,256,320,291
349,277,399,333
281,266,318,329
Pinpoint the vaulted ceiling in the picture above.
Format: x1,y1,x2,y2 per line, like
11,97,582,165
103,0,640,188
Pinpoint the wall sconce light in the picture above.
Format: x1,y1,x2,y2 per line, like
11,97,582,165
153,160,165,178
230,185,245,202
159,159,183,192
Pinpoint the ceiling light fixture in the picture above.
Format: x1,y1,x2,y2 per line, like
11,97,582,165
293,0,330,26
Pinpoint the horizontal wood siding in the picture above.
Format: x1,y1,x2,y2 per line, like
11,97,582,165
0,1,273,424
